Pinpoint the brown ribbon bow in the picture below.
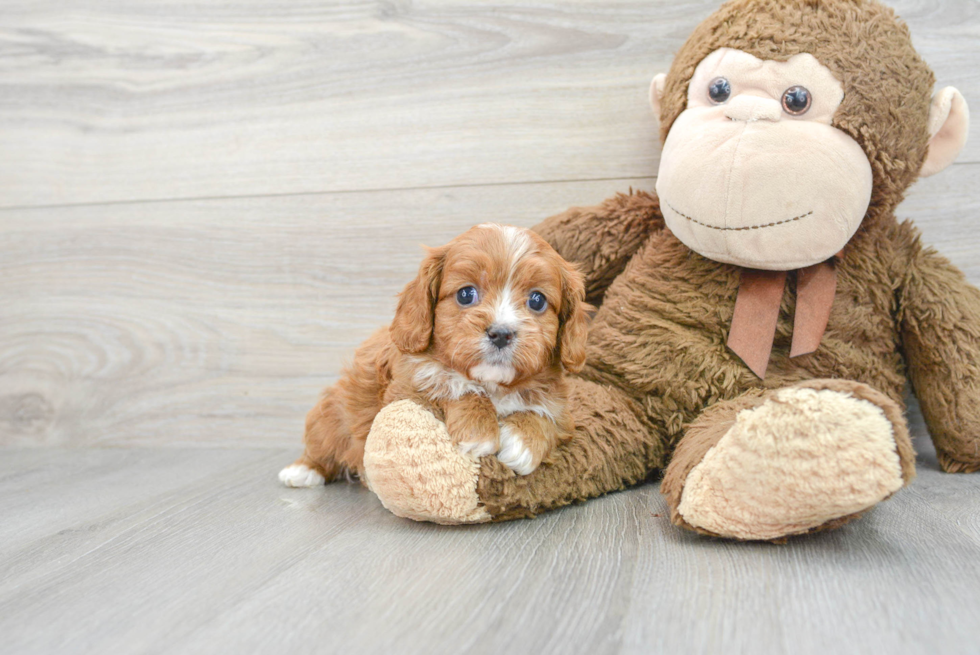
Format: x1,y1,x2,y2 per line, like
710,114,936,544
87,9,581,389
727,260,837,378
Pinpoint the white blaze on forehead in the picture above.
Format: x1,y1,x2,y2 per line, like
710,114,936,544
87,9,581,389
476,223,533,272
502,225,532,266
492,285,523,329
475,224,533,327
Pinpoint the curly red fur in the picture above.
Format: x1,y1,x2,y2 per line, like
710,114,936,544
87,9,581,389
293,224,589,481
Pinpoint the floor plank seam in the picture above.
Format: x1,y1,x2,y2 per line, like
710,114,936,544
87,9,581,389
0,175,662,214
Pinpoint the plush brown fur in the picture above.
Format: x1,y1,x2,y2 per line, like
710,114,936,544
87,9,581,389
294,224,589,481
461,0,980,528
659,379,915,540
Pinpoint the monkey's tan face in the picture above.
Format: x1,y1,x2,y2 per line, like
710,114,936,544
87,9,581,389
655,48,873,270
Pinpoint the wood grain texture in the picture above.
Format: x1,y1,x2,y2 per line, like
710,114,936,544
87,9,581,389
0,176,651,447
0,447,288,595
0,0,976,208
2,2,980,653
2,166,978,449
1,447,980,655
2,165,979,448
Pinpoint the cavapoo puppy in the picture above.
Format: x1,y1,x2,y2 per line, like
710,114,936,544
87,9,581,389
279,223,590,488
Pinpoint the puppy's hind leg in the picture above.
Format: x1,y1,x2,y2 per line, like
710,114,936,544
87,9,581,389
279,456,328,488
279,388,350,487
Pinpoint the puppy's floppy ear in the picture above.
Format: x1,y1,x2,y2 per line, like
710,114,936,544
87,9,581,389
556,260,590,373
390,246,446,353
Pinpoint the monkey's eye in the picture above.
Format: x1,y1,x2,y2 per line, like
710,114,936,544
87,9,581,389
781,86,811,115
708,77,731,104
527,291,547,313
456,286,479,306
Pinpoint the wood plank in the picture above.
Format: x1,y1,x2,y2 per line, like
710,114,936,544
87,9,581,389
0,447,289,594
2,165,978,448
2,447,980,654
619,483,980,655
0,447,389,653
0,176,649,448
903,397,980,547
0,0,976,208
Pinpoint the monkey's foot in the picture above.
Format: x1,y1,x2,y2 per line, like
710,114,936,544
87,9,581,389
661,380,915,541
362,400,491,525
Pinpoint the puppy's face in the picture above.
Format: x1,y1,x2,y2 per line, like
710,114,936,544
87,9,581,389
390,224,588,385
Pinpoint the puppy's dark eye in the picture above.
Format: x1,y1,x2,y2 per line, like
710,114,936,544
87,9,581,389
527,291,547,313
708,77,731,104
456,286,478,306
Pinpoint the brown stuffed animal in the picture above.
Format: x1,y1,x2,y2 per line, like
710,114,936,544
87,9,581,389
358,0,975,540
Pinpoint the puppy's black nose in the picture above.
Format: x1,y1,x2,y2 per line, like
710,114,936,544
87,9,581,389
486,326,515,349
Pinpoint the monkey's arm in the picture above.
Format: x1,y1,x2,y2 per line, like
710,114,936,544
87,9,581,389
896,224,980,472
533,190,664,305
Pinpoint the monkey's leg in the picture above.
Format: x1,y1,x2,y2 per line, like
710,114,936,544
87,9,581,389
661,380,916,541
362,377,665,524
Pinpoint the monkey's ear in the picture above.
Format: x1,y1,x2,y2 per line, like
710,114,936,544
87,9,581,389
389,246,445,353
920,87,970,178
649,73,667,120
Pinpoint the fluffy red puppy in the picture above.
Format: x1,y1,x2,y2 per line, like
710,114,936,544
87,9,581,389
279,223,590,488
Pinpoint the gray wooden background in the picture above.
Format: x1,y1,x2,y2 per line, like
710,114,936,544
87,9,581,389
2,1,980,654
3,0,976,450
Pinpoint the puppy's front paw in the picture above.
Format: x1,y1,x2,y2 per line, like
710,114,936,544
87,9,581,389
458,439,499,458
279,463,326,488
447,399,500,460
497,424,537,475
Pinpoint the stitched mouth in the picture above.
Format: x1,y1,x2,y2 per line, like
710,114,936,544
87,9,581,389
664,200,813,231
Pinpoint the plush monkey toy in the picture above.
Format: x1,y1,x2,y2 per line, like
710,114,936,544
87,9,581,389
358,0,974,540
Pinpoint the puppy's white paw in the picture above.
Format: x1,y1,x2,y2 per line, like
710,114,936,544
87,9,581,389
279,463,326,488
458,440,498,458
496,424,537,475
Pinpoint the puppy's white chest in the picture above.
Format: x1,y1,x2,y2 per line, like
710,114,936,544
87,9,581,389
490,390,556,421
491,392,532,417
411,358,557,421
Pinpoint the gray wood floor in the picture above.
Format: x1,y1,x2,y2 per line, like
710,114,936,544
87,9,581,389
2,0,980,653
5,425,980,655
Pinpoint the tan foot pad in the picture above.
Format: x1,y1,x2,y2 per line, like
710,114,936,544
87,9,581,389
362,400,490,525
678,387,904,540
